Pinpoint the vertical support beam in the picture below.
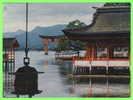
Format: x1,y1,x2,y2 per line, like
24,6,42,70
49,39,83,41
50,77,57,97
89,60,92,74
4,48,7,94
106,77,110,97
11,48,15,91
88,78,92,97
128,46,130,59
90,44,96,74
85,43,96,74
89,46,92,74
85,43,96,59
85,43,91,58
44,39,49,55
8,48,12,92
91,45,96,59
106,63,109,74
106,46,113,74
128,87,130,97
85,47,89,58
89,47,92,58
7,49,10,91
106,47,109,74
69,77,76,94
107,46,113,58
9,48,12,91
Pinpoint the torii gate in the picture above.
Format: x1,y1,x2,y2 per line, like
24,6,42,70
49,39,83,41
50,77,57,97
39,35,64,55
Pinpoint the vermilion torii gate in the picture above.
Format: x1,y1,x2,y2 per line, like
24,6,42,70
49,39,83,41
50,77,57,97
39,35,64,55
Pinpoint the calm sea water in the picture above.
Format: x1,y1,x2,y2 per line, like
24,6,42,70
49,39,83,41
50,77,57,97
4,51,130,97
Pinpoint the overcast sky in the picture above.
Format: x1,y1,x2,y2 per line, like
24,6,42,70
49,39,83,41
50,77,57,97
4,3,104,32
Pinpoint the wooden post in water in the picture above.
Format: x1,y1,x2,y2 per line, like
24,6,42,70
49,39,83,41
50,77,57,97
106,61,109,74
128,88,130,96
106,77,110,97
70,77,76,94
89,61,92,75
87,78,92,97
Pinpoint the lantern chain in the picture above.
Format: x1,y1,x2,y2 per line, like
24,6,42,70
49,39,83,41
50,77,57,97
24,3,30,65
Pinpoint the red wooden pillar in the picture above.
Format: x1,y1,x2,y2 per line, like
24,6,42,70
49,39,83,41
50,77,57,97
107,46,113,58
43,39,49,55
85,43,96,59
90,44,96,59
89,47,92,58
92,45,96,59
85,43,91,58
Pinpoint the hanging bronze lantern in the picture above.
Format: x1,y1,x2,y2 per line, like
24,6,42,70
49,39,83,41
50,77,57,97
13,65,41,97
12,3,42,97
13,57,42,97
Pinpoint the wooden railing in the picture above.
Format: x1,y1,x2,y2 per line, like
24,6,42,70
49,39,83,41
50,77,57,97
72,56,130,68
55,52,79,58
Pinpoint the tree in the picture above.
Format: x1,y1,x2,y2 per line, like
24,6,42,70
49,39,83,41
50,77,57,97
56,20,86,52
56,37,85,52
55,37,70,51
65,19,86,30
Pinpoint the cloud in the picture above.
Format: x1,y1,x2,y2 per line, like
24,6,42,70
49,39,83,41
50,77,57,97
4,3,104,32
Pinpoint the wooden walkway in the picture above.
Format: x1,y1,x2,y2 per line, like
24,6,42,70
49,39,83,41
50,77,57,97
55,51,79,60
67,74,130,78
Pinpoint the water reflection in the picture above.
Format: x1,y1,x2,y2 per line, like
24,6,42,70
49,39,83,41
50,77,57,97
57,60,130,97
69,77,129,97
44,60,48,72
4,51,130,97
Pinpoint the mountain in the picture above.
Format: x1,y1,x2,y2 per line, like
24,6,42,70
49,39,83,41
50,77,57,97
4,24,66,50
4,29,25,38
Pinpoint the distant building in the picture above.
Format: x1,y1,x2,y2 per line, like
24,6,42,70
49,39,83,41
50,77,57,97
3,38,19,93
39,35,64,55
3,38,19,61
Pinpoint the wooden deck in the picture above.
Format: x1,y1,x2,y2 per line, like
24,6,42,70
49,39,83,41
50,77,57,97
67,74,130,78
